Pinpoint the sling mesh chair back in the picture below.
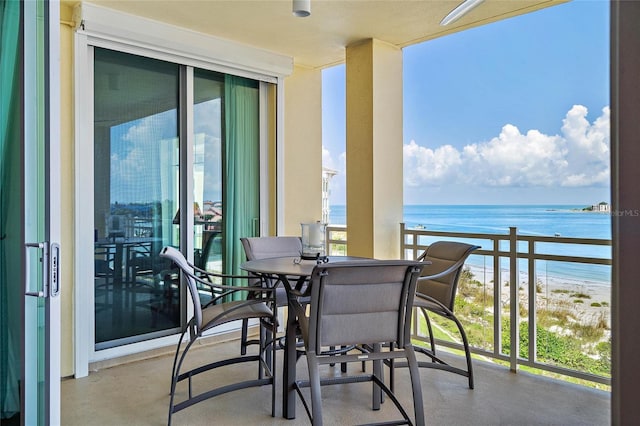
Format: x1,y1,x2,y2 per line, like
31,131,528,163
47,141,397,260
398,241,480,390
240,236,303,354
292,260,426,426
159,246,277,426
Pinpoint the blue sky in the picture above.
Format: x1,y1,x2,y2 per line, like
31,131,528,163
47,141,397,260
322,0,610,206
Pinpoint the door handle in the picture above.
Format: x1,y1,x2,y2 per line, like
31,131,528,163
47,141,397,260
50,243,60,297
24,242,60,298
25,242,46,297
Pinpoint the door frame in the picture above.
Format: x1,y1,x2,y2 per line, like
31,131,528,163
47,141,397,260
21,0,61,423
72,5,290,377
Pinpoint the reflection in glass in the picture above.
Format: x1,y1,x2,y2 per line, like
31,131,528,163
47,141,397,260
93,48,180,348
193,70,224,274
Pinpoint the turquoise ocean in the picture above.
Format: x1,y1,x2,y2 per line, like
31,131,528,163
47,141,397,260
328,204,612,286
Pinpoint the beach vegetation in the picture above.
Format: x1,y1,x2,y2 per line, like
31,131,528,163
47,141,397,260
416,267,611,386
537,305,574,325
499,321,610,377
570,292,591,299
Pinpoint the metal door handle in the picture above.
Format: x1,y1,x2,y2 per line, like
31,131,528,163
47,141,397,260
24,242,59,298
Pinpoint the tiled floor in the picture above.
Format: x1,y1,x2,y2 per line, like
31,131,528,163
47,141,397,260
61,336,610,426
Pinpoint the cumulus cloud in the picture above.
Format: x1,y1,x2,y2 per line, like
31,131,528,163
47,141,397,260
110,111,178,203
403,105,609,189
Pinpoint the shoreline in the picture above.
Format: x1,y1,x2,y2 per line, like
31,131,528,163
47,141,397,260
465,264,611,329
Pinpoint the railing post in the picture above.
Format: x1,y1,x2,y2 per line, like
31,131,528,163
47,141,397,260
400,222,406,259
509,226,519,373
494,235,502,359
528,238,537,364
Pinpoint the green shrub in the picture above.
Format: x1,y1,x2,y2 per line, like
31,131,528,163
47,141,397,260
570,292,591,299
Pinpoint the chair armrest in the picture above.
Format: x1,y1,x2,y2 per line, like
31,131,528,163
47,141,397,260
415,255,469,281
414,292,454,317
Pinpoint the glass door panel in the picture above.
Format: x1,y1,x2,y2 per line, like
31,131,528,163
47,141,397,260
93,48,180,348
193,69,224,276
1,0,60,423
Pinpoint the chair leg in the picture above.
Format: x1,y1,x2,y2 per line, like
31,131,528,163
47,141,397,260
418,308,475,390
341,346,348,373
169,328,189,393
270,320,277,417
240,318,249,355
168,337,196,426
259,315,277,417
306,351,323,426
372,343,382,411
452,313,474,389
405,345,425,426
421,307,437,359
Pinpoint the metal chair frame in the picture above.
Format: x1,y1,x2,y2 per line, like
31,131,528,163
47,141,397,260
391,241,480,390
291,260,426,426
159,246,278,426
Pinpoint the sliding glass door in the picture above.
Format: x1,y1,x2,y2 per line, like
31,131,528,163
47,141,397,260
93,49,181,348
92,50,261,349
1,1,61,423
193,70,224,274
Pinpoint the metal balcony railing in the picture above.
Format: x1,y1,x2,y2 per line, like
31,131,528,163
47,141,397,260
326,223,612,386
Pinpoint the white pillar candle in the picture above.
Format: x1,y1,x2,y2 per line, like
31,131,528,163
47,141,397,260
309,223,323,247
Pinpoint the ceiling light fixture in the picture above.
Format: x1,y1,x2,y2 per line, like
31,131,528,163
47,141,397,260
292,0,311,17
440,0,484,26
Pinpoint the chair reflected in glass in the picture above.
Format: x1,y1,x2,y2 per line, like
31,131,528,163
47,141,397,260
94,245,115,318
159,246,277,426
106,214,131,240
126,243,178,328
291,260,426,426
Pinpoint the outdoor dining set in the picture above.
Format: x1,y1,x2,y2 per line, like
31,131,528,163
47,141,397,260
159,235,478,426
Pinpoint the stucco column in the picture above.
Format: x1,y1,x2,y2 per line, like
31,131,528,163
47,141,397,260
346,39,403,259
283,66,323,236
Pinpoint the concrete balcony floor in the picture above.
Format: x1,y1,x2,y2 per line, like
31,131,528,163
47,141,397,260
62,335,610,425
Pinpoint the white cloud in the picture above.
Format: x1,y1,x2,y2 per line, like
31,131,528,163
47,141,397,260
404,142,462,186
322,145,336,171
403,104,609,190
110,112,178,203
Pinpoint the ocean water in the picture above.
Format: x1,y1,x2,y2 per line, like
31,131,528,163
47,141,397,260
328,204,612,285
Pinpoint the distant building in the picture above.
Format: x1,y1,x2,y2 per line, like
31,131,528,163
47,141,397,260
591,201,610,212
322,168,338,224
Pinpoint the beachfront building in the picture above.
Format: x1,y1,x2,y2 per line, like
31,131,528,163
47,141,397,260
592,201,611,212
2,1,640,424
322,167,338,224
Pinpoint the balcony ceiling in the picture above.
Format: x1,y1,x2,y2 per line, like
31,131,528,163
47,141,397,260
68,0,564,69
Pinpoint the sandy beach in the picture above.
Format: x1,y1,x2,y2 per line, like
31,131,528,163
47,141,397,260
465,264,611,330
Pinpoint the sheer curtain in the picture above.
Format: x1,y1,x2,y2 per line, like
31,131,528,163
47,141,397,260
223,75,260,284
0,0,22,418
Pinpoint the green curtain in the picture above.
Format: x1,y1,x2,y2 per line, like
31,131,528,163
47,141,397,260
223,75,260,288
0,0,22,418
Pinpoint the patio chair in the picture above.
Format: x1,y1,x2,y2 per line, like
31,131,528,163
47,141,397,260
391,241,480,390
159,246,277,426
292,260,426,426
239,236,303,354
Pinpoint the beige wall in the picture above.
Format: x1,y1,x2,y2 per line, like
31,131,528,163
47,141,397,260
345,39,403,259
60,3,76,377
282,66,323,236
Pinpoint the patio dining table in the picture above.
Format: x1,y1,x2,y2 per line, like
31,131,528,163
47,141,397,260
240,255,371,419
